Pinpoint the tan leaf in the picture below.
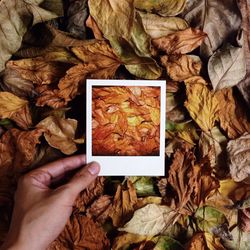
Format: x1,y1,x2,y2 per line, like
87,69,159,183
227,133,250,182
48,214,110,250
138,12,188,39
74,177,105,213
0,92,32,129
36,116,79,155
184,81,219,132
86,16,103,40
86,195,112,224
110,180,137,227
152,28,207,54
161,54,201,82
239,208,250,232
215,88,250,139
6,59,69,85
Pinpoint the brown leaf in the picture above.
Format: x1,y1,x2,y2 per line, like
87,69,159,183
86,15,104,40
158,148,219,215
36,116,80,155
152,28,207,54
161,54,202,82
0,92,32,129
239,208,250,232
215,88,250,139
186,233,208,250
48,214,110,250
110,180,137,227
6,59,69,85
74,177,105,212
86,195,112,224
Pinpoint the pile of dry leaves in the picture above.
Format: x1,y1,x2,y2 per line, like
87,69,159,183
0,0,250,249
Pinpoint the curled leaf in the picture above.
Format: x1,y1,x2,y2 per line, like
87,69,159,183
153,28,206,55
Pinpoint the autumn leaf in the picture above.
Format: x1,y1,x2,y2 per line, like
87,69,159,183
161,54,202,82
182,0,241,58
48,214,110,250
152,28,207,55
214,88,250,139
208,33,246,90
110,180,137,227
88,0,162,79
0,0,60,72
185,81,219,133
138,12,188,39
119,204,178,236
134,0,187,17
227,133,250,182
152,236,184,250
128,177,156,196
0,92,32,129
36,116,81,155
86,15,103,40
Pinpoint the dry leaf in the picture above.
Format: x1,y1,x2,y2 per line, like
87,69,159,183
239,208,250,232
138,12,188,39
86,195,112,224
48,214,110,250
182,0,241,58
36,116,80,155
86,16,103,40
0,92,32,129
118,204,178,236
227,133,250,182
215,88,250,139
152,28,206,55
0,0,58,72
161,54,202,82
185,81,219,132
134,0,187,17
208,34,246,90
110,180,137,227
74,177,105,213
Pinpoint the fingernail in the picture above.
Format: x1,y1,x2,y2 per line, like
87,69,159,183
87,162,100,175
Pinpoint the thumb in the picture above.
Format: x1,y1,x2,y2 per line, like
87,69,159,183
55,162,100,202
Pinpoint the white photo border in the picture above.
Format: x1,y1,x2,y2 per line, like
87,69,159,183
86,79,166,176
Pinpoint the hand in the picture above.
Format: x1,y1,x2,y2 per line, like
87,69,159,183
1,155,100,250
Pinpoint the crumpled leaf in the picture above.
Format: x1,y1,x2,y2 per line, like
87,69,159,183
119,204,178,236
86,195,112,224
161,54,202,82
185,80,219,133
208,34,246,90
0,0,59,72
88,0,162,79
227,133,250,182
237,0,250,107
110,180,137,227
152,28,206,55
138,12,188,39
152,236,184,250
74,177,105,213
86,15,103,40
128,177,156,196
36,116,81,155
194,206,228,234
48,214,110,250
181,0,241,58
158,149,219,215
66,0,88,39
215,88,250,139
134,0,187,17
0,92,32,129
239,208,250,232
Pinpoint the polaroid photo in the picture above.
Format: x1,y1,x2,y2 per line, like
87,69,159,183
86,79,166,176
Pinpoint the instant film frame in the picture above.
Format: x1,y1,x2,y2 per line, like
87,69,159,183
86,79,166,176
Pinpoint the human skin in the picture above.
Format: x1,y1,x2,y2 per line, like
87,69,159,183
0,155,100,250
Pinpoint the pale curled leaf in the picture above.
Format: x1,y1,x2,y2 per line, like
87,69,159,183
208,42,246,90
36,116,80,155
138,12,188,39
0,0,58,72
134,0,187,17
227,133,250,182
153,28,206,55
182,0,241,58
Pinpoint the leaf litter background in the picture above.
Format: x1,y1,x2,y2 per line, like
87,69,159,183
0,0,250,249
